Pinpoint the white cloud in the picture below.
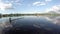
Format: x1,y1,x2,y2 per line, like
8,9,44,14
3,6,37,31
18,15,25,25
33,1,46,6
15,0,20,3
33,0,52,6
45,0,52,2
46,5,60,13
0,0,13,11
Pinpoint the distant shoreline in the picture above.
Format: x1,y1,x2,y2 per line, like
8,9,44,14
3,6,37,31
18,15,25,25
0,14,60,18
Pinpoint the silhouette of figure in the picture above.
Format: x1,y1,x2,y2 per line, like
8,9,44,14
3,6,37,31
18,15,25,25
9,18,11,24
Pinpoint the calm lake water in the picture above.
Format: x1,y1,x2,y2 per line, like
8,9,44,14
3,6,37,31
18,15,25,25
0,16,60,34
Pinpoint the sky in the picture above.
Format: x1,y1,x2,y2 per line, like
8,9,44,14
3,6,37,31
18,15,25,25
0,0,60,14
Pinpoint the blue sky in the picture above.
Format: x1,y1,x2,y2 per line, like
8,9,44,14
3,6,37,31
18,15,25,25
0,0,60,14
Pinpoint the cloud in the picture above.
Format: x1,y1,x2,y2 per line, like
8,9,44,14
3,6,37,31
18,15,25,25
0,0,13,11
10,0,20,3
0,3,13,11
15,0,20,3
45,0,52,2
46,5,60,13
33,0,52,6
33,1,46,6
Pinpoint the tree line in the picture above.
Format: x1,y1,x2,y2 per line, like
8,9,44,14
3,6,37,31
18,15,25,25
0,13,60,18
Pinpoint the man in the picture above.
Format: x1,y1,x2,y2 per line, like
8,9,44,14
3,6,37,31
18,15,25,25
9,18,11,24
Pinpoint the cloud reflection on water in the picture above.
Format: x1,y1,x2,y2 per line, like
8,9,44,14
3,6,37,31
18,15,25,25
0,16,60,34
46,16,60,25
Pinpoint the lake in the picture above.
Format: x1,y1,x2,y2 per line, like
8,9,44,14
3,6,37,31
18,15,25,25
0,16,60,34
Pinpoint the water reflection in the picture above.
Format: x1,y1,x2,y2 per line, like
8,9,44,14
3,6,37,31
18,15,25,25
0,16,60,34
47,16,60,25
